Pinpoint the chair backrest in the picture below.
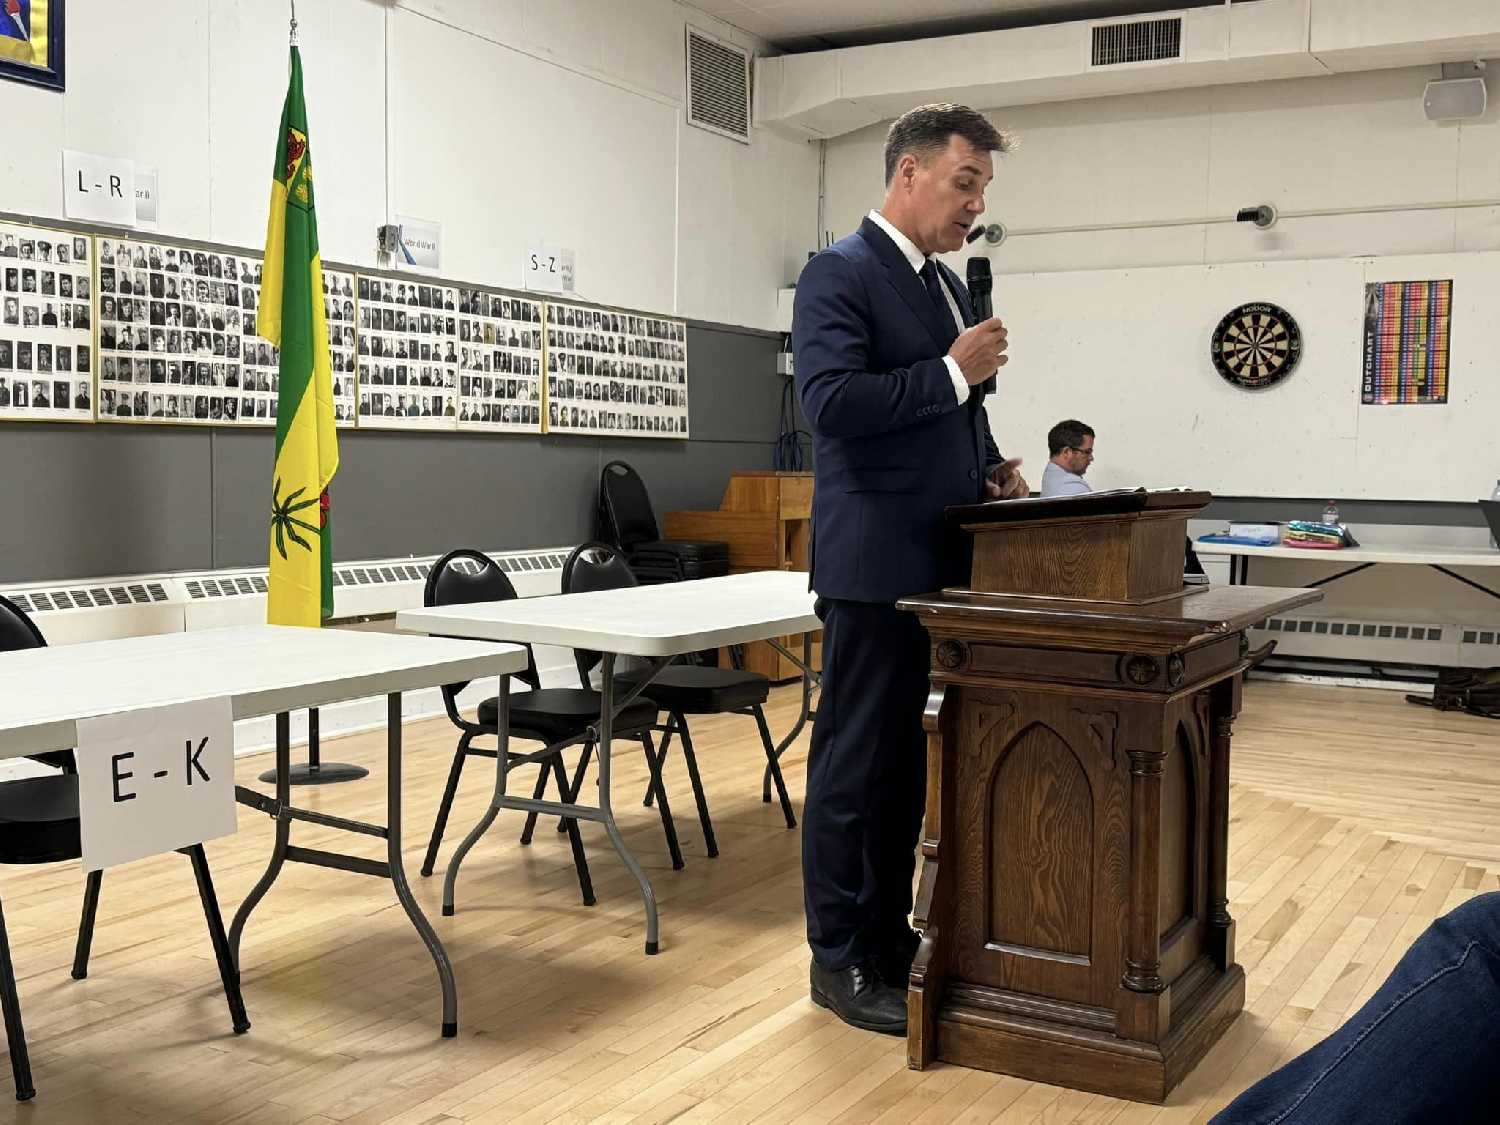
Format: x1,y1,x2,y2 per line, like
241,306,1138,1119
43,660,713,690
561,541,637,686
424,549,541,700
0,594,77,773
1184,537,1205,577
598,461,659,550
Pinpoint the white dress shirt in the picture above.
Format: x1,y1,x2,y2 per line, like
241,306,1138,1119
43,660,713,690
1040,461,1092,497
866,210,971,404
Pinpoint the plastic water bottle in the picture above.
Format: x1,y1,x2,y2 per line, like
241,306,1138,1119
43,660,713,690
1322,500,1340,527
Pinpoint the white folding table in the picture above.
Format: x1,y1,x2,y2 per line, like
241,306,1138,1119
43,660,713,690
1195,540,1500,600
0,625,526,1042
396,570,821,954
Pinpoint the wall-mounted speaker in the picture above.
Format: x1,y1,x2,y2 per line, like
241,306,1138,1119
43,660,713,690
1423,77,1487,122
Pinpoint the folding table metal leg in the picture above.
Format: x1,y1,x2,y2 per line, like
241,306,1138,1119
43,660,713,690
385,693,459,1036
444,678,510,917
229,711,292,971
596,653,660,954
232,699,459,1037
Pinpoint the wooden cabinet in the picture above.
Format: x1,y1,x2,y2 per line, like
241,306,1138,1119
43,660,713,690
663,472,819,681
900,493,1320,1103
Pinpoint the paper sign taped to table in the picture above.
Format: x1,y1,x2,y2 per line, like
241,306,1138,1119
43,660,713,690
75,698,237,872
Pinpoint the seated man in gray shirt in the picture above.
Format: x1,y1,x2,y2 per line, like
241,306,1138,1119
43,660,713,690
1039,419,1095,497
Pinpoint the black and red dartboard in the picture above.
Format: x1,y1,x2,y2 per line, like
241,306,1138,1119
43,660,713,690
1211,302,1302,389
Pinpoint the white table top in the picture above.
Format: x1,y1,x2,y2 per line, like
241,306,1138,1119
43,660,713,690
0,626,527,760
1193,541,1500,567
396,570,821,658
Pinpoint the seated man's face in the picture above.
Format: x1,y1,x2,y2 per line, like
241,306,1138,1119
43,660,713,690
1062,437,1094,476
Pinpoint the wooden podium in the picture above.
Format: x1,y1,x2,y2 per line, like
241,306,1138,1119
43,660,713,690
898,490,1320,1103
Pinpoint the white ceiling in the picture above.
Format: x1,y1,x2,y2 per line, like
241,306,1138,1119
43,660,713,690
687,0,1233,50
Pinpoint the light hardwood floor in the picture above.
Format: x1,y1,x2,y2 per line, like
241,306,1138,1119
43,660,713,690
1,679,1496,1123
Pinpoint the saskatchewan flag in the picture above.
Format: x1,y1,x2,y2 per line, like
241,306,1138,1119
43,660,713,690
263,46,338,627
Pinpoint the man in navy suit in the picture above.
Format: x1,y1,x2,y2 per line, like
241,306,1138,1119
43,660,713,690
793,103,1027,1034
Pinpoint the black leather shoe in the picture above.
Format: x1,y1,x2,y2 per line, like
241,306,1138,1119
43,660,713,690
809,959,908,1035
875,927,921,989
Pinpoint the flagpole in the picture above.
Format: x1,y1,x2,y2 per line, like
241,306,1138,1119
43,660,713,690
258,7,370,789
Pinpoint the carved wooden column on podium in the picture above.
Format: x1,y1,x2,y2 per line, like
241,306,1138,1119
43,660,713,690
900,490,1319,1103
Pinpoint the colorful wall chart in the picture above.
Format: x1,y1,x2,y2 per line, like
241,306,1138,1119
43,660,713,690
1361,280,1451,405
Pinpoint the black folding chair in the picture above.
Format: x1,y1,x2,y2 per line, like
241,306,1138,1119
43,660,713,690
596,460,728,586
0,595,247,1102
560,543,796,864
419,550,683,887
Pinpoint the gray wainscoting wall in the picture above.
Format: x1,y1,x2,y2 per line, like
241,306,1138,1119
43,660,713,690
0,322,783,583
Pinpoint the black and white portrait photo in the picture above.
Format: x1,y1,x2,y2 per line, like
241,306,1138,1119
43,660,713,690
0,223,95,422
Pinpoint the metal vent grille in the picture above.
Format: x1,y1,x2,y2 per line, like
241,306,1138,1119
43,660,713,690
686,27,751,143
4,551,573,612
5,583,167,614
1091,16,1183,66
186,575,270,599
1259,618,1447,642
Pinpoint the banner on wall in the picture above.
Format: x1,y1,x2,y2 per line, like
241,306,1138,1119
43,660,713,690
1361,279,1452,406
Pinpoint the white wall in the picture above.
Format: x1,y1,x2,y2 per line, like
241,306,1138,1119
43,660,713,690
819,65,1500,501
0,0,819,332
822,65,1500,273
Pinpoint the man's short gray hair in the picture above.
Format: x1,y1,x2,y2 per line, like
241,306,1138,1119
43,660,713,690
883,103,1013,184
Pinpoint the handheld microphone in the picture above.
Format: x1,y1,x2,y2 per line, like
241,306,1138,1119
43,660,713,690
965,257,996,395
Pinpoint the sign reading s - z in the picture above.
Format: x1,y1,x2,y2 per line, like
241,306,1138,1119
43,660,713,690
75,698,238,872
524,242,575,294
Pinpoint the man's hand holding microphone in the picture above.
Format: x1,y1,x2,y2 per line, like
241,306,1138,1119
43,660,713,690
948,318,1028,499
949,317,1008,387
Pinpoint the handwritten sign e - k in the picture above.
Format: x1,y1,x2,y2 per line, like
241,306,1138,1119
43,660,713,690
62,150,137,226
75,698,237,872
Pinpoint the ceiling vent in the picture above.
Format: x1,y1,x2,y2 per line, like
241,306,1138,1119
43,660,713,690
1090,15,1183,67
686,26,751,143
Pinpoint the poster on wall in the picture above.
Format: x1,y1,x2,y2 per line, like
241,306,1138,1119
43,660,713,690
242,262,359,427
1361,279,1452,406
454,287,544,432
95,236,253,425
0,221,93,423
0,0,66,92
544,301,689,438
355,274,459,429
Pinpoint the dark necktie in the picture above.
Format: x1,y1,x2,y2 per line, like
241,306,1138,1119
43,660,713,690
919,260,958,347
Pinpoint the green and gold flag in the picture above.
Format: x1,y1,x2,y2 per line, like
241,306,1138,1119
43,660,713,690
263,45,338,626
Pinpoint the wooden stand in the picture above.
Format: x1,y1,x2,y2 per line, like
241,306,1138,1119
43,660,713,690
899,490,1321,1103
664,471,819,681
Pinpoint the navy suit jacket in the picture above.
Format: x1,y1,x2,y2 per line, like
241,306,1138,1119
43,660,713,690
793,217,1002,604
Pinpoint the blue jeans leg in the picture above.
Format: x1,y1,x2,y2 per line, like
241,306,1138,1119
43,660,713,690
1213,891,1500,1123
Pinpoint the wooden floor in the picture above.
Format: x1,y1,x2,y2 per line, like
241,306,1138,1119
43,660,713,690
1,679,1496,1123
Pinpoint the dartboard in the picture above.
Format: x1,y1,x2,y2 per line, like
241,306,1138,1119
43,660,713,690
1211,302,1302,389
